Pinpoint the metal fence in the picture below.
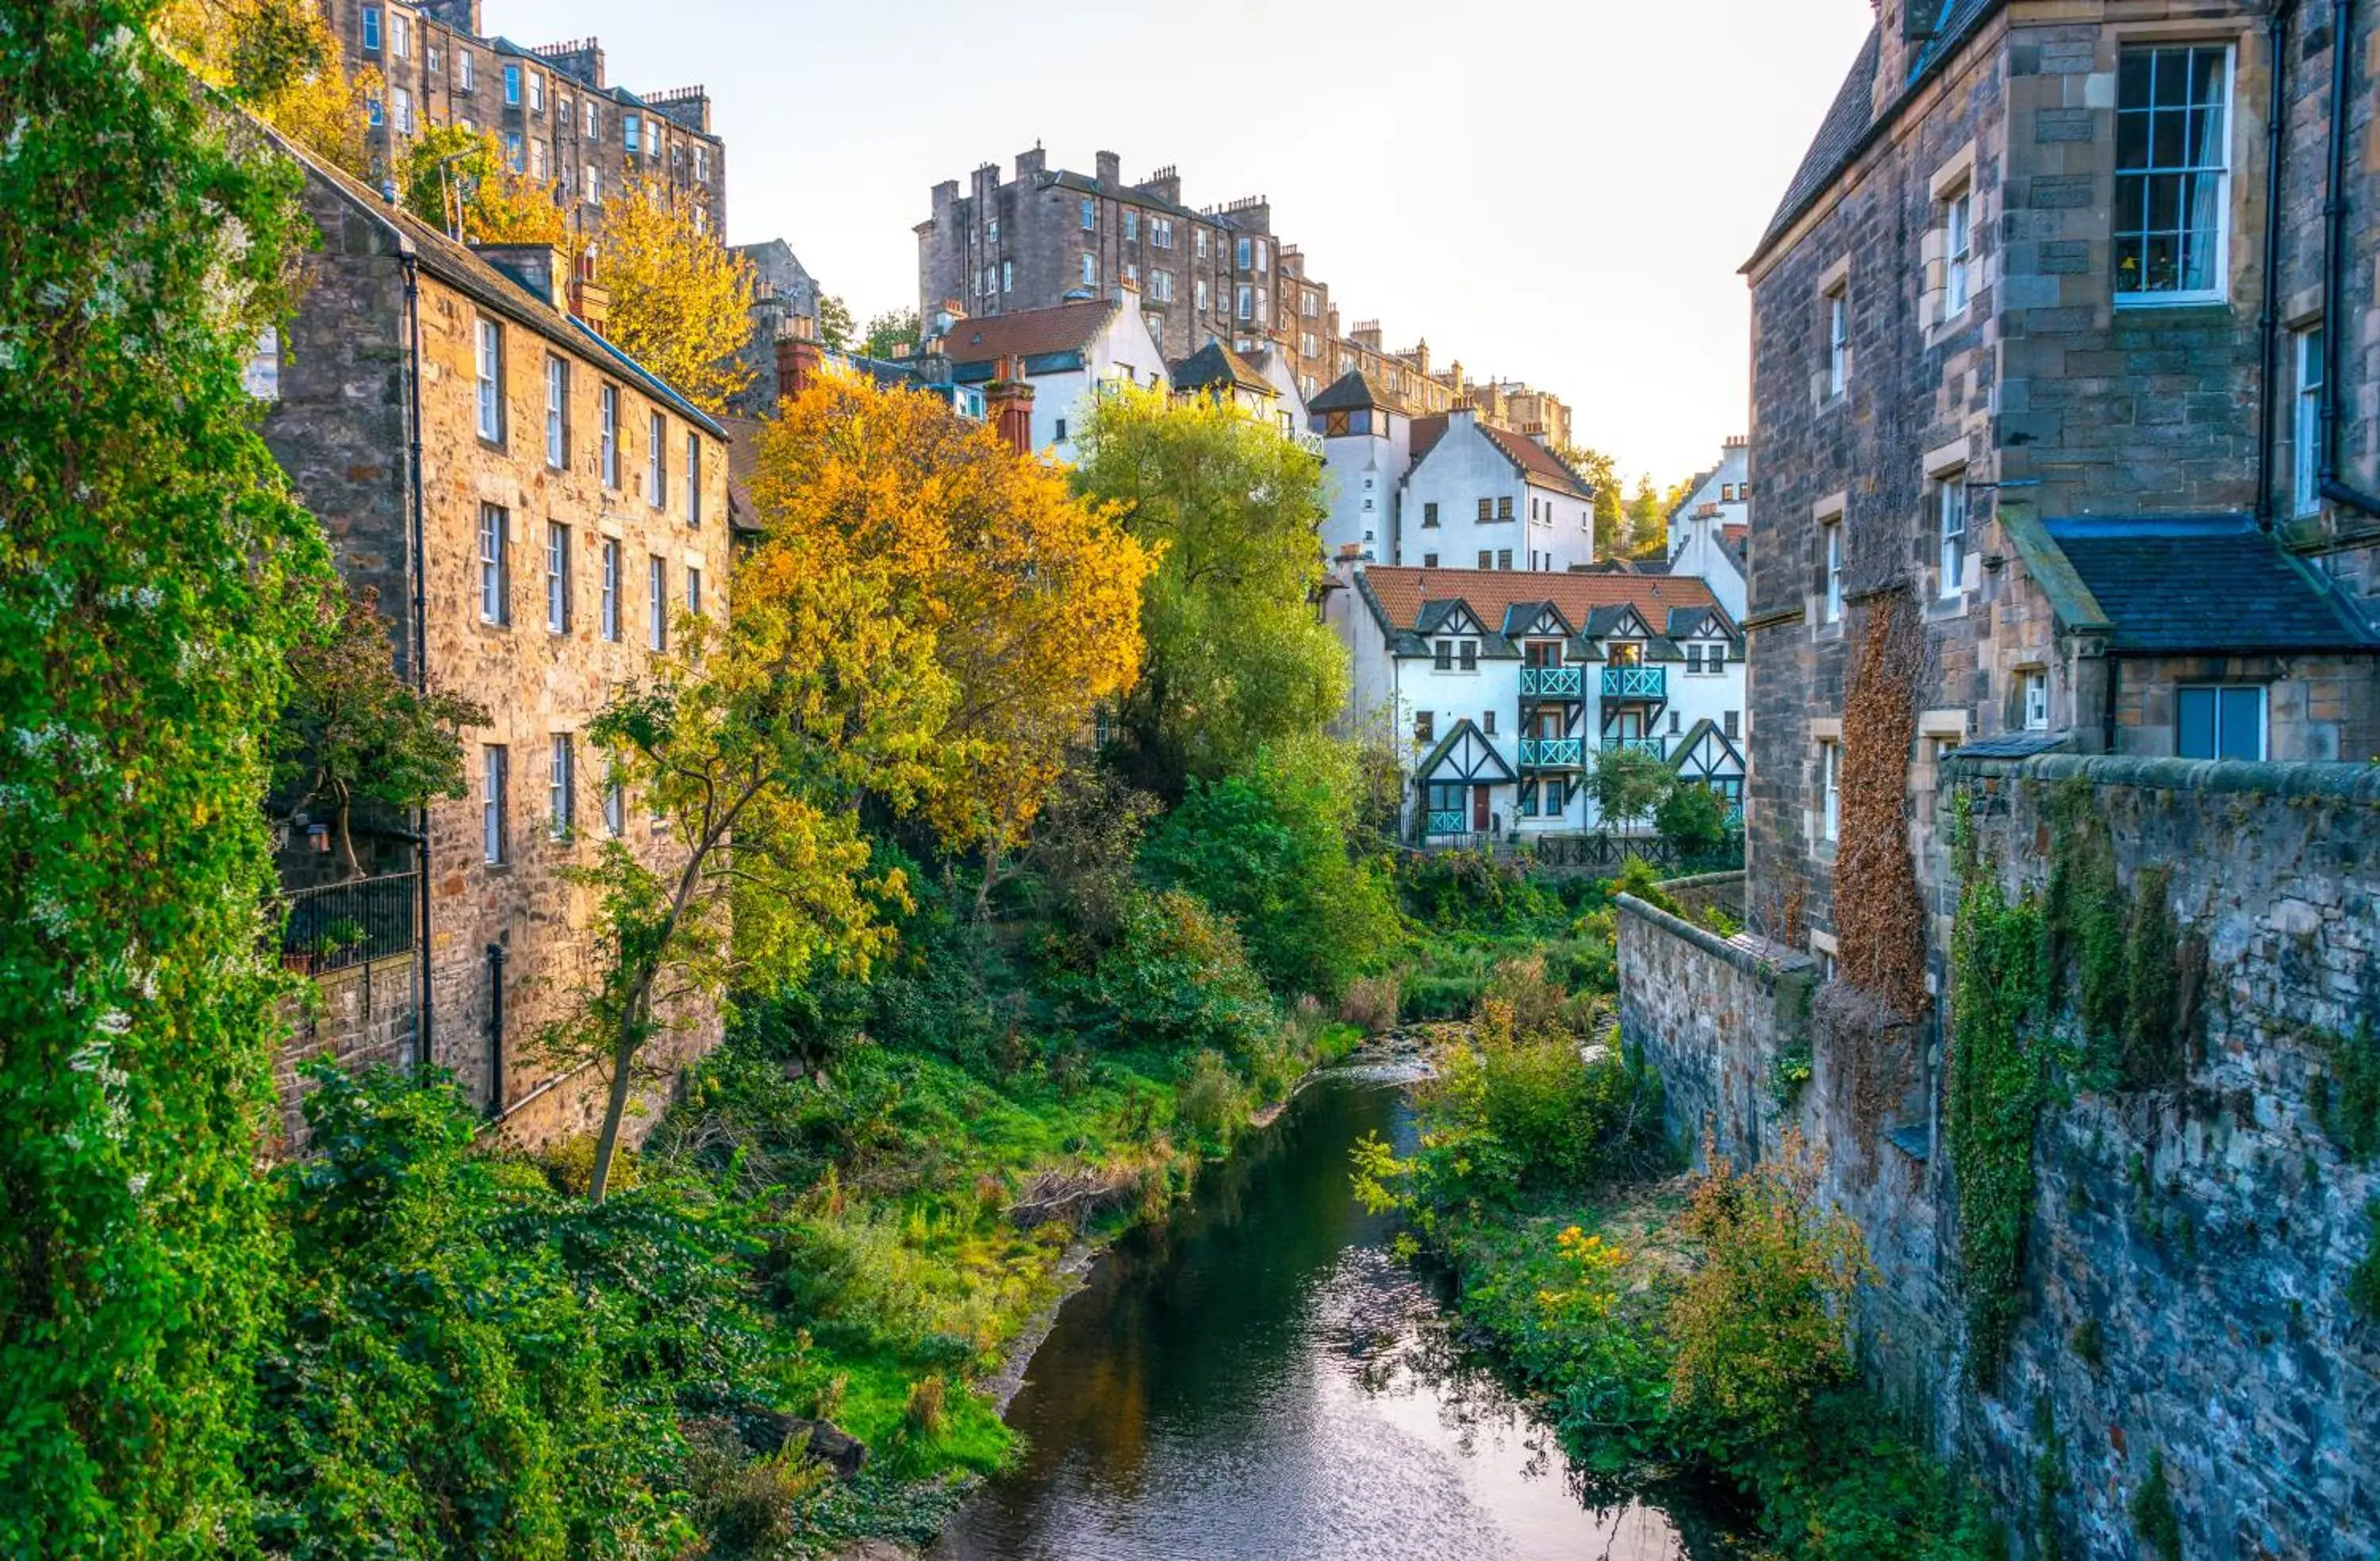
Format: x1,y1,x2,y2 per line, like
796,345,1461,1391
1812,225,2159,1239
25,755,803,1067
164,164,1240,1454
1511,832,1746,873
281,872,418,972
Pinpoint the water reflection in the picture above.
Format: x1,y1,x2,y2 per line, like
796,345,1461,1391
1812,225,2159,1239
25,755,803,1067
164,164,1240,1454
935,1073,1702,1560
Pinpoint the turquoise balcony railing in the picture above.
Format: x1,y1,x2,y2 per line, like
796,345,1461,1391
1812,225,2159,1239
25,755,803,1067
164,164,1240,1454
1602,665,1666,700
1599,736,1664,758
1426,809,1468,837
1519,665,1583,700
1518,738,1585,769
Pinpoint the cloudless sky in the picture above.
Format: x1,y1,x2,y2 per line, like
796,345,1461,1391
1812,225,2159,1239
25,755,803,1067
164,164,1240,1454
489,0,1875,481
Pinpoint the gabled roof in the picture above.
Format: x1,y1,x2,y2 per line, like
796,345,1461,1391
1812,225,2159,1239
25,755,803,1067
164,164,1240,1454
719,414,766,537
1668,719,1746,776
1746,2,2001,270
2029,516,2380,656
942,300,1117,366
1358,566,1730,650
1408,414,1592,498
1415,719,1518,784
1309,370,1395,413
1666,604,1737,641
1173,341,1270,397
273,128,724,438
1501,601,1576,639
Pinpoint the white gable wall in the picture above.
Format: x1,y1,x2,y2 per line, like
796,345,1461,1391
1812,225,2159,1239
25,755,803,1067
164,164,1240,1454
1318,410,1411,562
1399,413,1592,573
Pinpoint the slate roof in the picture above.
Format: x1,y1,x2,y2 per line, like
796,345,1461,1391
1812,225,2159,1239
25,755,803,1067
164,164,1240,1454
1358,566,1731,663
941,300,1116,366
1949,731,2071,761
1748,2,2003,269
1408,414,1593,497
2036,516,2380,655
1173,341,1270,396
1309,369,1395,413
274,128,725,438
719,414,766,537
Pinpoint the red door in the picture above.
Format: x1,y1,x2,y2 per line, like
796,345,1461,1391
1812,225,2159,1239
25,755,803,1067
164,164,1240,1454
1472,786,1491,831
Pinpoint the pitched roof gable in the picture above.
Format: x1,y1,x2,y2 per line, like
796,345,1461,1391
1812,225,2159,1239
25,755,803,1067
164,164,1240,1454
1173,340,1269,396
1309,370,1393,413
2033,515,2380,655
1408,414,1589,497
1360,566,1727,643
942,300,1117,367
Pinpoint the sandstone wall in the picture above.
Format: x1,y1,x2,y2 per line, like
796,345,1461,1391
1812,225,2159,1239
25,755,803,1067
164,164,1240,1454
1621,755,2380,1559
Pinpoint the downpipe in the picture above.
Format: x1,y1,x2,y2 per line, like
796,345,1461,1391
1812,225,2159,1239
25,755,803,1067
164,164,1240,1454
401,252,437,1070
2318,0,2380,516
2256,0,2297,524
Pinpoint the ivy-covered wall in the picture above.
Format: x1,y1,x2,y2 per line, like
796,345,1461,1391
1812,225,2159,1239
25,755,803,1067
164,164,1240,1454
1620,754,2380,1559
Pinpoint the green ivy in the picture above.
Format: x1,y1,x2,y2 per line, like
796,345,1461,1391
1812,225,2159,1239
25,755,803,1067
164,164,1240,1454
2129,1448,2184,1561
0,6,332,1551
2312,1022,2380,1160
1947,796,2050,1388
2349,1202,2380,1324
2040,782,2188,1091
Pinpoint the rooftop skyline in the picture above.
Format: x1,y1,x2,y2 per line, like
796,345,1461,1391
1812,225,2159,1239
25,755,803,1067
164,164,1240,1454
489,0,1876,481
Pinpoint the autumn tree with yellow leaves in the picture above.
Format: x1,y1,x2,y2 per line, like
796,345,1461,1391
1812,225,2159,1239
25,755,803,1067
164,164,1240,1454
399,125,568,247
592,178,755,416
159,0,382,177
555,371,1150,1199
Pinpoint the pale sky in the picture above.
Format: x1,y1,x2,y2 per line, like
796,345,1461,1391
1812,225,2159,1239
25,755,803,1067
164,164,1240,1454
489,0,1876,482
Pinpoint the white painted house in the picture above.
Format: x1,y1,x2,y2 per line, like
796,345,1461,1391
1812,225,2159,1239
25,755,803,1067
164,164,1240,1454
1326,562,1746,842
1171,340,1318,451
942,291,1168,461
1665,435,1751,622
1310,370,1411,563
1397,408,1595,574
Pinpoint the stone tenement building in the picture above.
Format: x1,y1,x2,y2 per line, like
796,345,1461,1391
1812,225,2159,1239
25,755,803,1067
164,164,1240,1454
321,0,725,238
1611,1,2380,1554
260,135,733,1147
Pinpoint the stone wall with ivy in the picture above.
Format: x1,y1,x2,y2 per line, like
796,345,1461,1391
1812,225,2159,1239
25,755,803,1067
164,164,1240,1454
1622,754,2380,1559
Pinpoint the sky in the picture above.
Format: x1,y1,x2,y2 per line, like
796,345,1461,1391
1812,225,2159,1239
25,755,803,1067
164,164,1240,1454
489,0,1877,482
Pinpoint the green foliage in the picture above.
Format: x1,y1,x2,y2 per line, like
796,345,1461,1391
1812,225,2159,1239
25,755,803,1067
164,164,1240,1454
1395,847,1587,934
1586,742,1676,834
1082,888,1276,1056
2041,782,2189,1091
1947,797,2050,1388
2313,1022,2380,1161
861,307,921,360
2069,1316,2105,1367
2117,867,2185,1087
1769,1039,1814,1107
2129,1449,2184,1561
1,9,333,1548
1611,855,1683,916
1140,739,1401,999
1655,781,1730,861
1072,386,1347,792
2349,1202,2380,1323
1173,1050,1248,1143
815,293,856,351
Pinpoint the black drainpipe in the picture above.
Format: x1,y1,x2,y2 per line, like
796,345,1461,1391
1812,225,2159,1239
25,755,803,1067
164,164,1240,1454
2319,0,2380,515
401,250,436,1072
485,942,505,1118
2256,0,2297,525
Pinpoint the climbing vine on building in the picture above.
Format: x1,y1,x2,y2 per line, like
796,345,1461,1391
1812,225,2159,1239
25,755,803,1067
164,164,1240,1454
2040,779,2198,1091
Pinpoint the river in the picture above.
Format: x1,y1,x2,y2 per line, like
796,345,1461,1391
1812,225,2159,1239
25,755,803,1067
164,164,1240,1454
933,1064,1718,1561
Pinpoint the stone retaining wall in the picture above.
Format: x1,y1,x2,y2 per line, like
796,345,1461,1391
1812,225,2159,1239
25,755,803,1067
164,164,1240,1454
1619,755,2380,1559
275,952,419,1149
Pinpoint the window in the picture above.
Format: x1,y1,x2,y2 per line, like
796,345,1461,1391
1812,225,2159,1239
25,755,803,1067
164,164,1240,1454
647,556,667,651
544,521,570,632
2021,669,2050,730
1235,236,1252,269
1151,270,1173,302
1081,252,1096,285
1256,240,1269,272
390,86,413,135
1497,497,1514,520
529,71,543,111
1422,502,1439,528
457,48,473,90
1476,497,1492,521
1668,711,1681,735
1937,473,1968,597
530,139,547,180
1236,285,1253,320
1460,639,1479,670
1823,519,1844,623
1054,417,1068,443
583,164,601,206
599,539,620,642
504,63,520,105
694,146,708,182
1073,197,1093,231
1818,740,1840,843
624,113,640,154
544,356,567,468
427,41,439,71
1723,710,1741,739
1825,285,1848,397
1195,278,1210,313
478,505,509,624
1687,644,1704,673
604,779,625,837
367,93,383,127
686,564,702,616
599,385,619,486
388,10,408,56
1434,640,1453,671
1943,186,1973,318
1195,228,1209,259
1122,209,1138,242
548,735,574,838
1709,643,1726,671
1495,549,1513,571
361,6,382,51
1422,553,1439,568
504,131,524,172
686,431,702,526
584,102,597,137
1415,710,1435,744
2177,685,2265,759
1484,711,1497,736
647,412,667,508
482,746,509,863
2116,46,2233,302
241,326,280,401
1477,550,1493,569
2295,324,2325,515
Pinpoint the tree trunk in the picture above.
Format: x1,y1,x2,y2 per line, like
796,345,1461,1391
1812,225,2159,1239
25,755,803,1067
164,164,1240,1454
585,987,650,1203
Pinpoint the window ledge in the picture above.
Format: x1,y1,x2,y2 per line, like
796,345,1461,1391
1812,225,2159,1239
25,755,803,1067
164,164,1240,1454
2113,293,2232,315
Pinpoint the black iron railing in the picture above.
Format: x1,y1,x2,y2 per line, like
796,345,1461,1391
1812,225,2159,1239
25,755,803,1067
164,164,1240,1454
281,872,418,972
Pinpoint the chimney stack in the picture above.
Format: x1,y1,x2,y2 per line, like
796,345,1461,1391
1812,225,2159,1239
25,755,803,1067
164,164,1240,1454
1094,149,1121,186
568,278,611,335
985,354,1036,455
774,312,823,402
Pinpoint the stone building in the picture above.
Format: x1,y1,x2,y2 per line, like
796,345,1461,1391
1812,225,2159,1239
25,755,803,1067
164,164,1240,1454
260,136,733,1147
321,0,725,239
730,238,822,416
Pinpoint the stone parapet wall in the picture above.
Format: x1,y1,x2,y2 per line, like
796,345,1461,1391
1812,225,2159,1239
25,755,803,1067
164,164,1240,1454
274,953,420,1150
1622,755,2380,1559
1653,869,1746,922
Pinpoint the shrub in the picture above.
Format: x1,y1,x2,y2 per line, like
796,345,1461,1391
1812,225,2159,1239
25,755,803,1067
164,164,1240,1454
683,1421,830,1558
2349,1202,2380,1323
1338,972,1402,1034
2129,1449,2183,1561
1175,1050,1248,1140
1668,1133,1870,1449
903,1374,948,1438
1656,782,1730,861
1083,888,1276,1055
1396,847,1573,934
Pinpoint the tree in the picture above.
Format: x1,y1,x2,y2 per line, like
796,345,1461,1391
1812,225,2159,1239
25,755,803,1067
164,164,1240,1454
398,124,566,247
815,293,856,351
1072,385,1349,796
2,6,332,1545
861,306,920,360
593,179,755,415
276,584,490,878
1555,443,1626,561
1587,743,1676,834
160,0,381,178
1626,474,1670,558
1656,781,1730,861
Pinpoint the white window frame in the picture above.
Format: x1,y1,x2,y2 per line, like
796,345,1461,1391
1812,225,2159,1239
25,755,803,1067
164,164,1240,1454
456,48,472,90
548,734,573,839
647,411,666,508
599,385,620,486
2114,44,2236,308
1825,286,1848,397
686,564,702,615
2022,669,2050,731
544,355,566,469
2294,324,2325,516
545,521,570,633
1818,740,1840,844
1937,471,1970,599
599,539,620,642
686,431,702,526
504,63,520,105
482,746,508,863
1944,185,1973,319
478,505,508,625
647,555,667,651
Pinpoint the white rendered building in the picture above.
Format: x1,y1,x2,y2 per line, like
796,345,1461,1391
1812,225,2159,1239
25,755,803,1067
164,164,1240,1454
1665,435,1751,622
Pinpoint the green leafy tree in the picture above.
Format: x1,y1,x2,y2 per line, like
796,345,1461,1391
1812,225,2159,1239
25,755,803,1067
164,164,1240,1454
1554,443,1626,559
861,306,920,360
277,584,490,877
1587,743,1677,834
1655,781,1730,861
1625,474,1669,558
815,292,856,351
1140,738,1401,1001
1073,385,1349,796
1,8,332,1547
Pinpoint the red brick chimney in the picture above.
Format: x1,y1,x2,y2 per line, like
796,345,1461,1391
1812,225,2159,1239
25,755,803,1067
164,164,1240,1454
774,312,824,403
984,354,1035,455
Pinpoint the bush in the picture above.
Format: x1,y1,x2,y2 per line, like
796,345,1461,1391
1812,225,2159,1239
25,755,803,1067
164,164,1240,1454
1338,972,1402,1034
1082,888,1276,1056
1656,782,1730,861
1397,848,1572,933
1174,1050,1247,1141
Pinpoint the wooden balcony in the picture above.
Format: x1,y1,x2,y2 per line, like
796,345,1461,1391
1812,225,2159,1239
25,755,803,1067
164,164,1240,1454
1601,665,1666,700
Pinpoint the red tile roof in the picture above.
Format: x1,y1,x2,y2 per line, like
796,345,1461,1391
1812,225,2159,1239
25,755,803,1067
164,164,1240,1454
1408,413,1591,497
941,300,1116,366
1361,566,1720,633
